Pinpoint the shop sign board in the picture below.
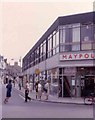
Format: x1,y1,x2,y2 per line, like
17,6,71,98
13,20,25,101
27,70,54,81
60,52,95,61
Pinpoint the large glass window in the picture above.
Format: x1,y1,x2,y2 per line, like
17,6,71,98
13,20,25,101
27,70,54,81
53,34,56,48
48,35,52,58
60,24,80,52
81,24,93,42
53,31,56,55
56,30,59,45
60,26,70,52
72,26,80,42
48,39,50,57
92,24,95,49
40,43,43,62
43,41,46,60
81,24,93,50
72,24,80,51
56,30,59,53
60,29,65,44
72,44,80,51
52,30,59,55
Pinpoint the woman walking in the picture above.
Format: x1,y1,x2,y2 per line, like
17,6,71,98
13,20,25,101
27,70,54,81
4,80,12,104
44,80,50,100
38,81,42,100
35,80,38,99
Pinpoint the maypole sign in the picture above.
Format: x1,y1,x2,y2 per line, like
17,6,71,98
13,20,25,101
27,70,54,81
60,52,95,61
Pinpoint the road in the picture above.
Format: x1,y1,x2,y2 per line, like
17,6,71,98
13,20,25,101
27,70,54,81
2,84,93,118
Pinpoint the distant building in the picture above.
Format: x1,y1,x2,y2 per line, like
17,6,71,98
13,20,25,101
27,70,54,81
6,61,22,78
0,55,7,78
22,12,95,98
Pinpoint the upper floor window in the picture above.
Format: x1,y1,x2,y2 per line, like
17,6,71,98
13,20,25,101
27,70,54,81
48,35,52,57
72,25,80,43
81,23,94,50
93,24,95,50
60,29,65,43
59,23,80,52
81,24,93,42
56,30,59,46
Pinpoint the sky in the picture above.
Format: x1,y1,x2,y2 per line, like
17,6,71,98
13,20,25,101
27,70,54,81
0,0,94,65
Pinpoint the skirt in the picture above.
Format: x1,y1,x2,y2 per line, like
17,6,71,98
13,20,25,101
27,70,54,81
6,91,11,97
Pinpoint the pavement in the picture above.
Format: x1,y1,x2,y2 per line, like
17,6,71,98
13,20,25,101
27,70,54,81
14,83,85,105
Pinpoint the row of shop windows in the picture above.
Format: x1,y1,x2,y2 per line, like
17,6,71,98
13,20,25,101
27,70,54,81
22,23,95,71
28,67,95,97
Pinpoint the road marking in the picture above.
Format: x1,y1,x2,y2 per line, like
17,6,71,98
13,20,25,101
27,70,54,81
19,94,25,100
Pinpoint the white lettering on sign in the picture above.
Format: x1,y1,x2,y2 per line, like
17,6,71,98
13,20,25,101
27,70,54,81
60,52,95,61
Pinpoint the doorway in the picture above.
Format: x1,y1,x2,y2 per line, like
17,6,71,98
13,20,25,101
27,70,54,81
58,68,76,97
81,76,95,97
58,75,73,97
63,76,71,97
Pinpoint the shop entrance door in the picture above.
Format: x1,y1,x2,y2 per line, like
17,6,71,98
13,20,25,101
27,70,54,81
59,76,72,97
59,68,76,97
81,76,95,97
85,76,94,94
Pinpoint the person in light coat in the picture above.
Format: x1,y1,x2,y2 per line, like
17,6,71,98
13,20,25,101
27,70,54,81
38,81,42,100
44,80,50,100
25,81,31,102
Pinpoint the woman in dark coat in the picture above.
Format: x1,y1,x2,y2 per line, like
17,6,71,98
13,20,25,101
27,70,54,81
4,80,12,104
35,80,38,99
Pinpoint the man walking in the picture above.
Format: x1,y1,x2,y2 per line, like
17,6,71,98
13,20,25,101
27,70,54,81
25,81,31,102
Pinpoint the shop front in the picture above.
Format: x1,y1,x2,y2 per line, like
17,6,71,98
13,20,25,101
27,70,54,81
47,68,59,95
58,67,77,97
58,67,95,98
78,67,95,97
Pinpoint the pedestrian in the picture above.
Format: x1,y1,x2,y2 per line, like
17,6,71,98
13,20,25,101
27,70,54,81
4,80,12,104
18,82,21,90
29,82,33,93
38,81,42,100
58,84,61,98
13,78,15,87
44,80,50,100
35,80,38,99
5,76,8,84
25,81,31,102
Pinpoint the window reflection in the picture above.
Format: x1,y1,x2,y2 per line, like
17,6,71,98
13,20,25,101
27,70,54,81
60,23,80,52
81,24,94,50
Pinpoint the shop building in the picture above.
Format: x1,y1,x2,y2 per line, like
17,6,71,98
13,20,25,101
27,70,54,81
22,12,95,97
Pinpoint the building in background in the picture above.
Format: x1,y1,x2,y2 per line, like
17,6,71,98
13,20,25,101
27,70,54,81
6,62,22,78
22,12,95,98
0,55,7,80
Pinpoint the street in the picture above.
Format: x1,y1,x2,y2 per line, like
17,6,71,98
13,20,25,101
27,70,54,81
2,84,93,118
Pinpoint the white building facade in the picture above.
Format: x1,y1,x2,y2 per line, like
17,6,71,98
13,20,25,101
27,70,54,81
22,12,95,98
